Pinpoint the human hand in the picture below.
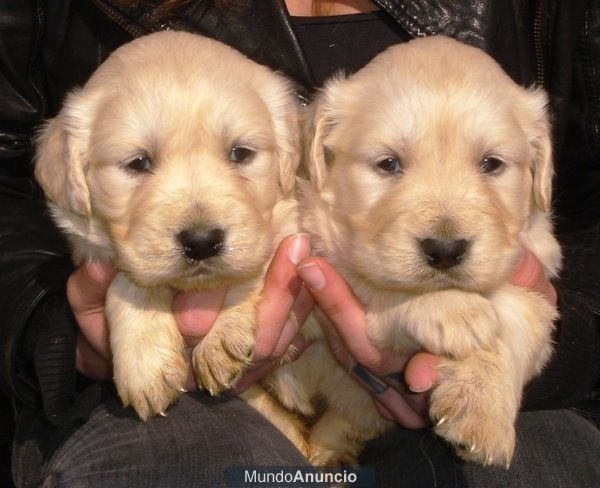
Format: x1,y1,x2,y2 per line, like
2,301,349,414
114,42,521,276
296,256,433,428
67,260,117,380
511,247,557,305
173,233,315,392
296,247,555,428
68,245,551,394
67,235,314,390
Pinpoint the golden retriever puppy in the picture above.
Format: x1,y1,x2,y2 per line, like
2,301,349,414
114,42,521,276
264,36,561,467
34,31,302,422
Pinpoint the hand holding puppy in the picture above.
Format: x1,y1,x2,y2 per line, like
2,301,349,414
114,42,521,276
70,235,315,390
175,233,315,392
297,247,556,428
68,260,117,380
70,240,554,415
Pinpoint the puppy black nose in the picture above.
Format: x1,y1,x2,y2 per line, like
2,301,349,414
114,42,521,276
419,238,470,270
177,228,225,261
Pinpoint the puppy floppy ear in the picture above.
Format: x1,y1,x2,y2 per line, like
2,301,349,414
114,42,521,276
257,75,302,196
34,88,100,217
521,88,554,213
305,76,346,191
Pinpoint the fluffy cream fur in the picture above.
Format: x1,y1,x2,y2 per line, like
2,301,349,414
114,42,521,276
35,31,302,422
264,36,561,467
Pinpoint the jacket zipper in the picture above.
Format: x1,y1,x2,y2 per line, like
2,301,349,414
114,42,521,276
579,8,600,154
91,0,149,38
371,0,427,38
533,0,545,86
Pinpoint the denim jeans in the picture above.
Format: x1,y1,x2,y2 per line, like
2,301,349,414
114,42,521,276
12,389,600,487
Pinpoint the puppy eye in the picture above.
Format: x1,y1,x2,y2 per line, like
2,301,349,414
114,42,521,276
126,155,153,173
376,157,402,174
229,146,255,163
479,156,504,175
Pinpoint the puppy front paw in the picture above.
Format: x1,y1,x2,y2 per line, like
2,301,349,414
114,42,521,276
308,440,360,467
108,278,188,421
114,344,188,421
401,291,500,358
429,358,516,467
306,410,368,467
192,322,254,395
436,301,499,357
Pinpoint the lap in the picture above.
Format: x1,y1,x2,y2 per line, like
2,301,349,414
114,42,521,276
13,391,600,488
362,409,600,488
12,389,309,488
462,410,600,488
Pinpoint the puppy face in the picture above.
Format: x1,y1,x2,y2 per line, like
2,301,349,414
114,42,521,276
306,36,552,293
36,32,299,289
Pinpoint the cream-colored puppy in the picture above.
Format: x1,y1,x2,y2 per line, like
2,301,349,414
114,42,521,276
34,31,301,421
265,36,561,467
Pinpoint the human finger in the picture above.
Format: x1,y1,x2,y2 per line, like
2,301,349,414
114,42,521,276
67,260,117,313
67,260,117,359
253,233,311,362
173,287,228,347
270,285,315,359
231,334,312,394
510,247,557,304
297,257,407,375
369,353,436,423
75,333,112,380
350,362,429,428
404,352,440,393
230,284,314,392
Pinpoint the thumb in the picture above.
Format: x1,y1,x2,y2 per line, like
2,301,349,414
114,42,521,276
510,248,557,304
173,287,228,347
67,260,118,312
404,352,439,393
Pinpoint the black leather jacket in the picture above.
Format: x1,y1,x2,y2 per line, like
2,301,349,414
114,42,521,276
1,0,599,424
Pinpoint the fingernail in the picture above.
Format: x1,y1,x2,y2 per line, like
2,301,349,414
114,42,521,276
408,382,432,393
297,262,326,290
287,233,310,265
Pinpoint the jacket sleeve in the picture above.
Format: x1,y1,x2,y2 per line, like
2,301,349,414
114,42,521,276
0,1,80,424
